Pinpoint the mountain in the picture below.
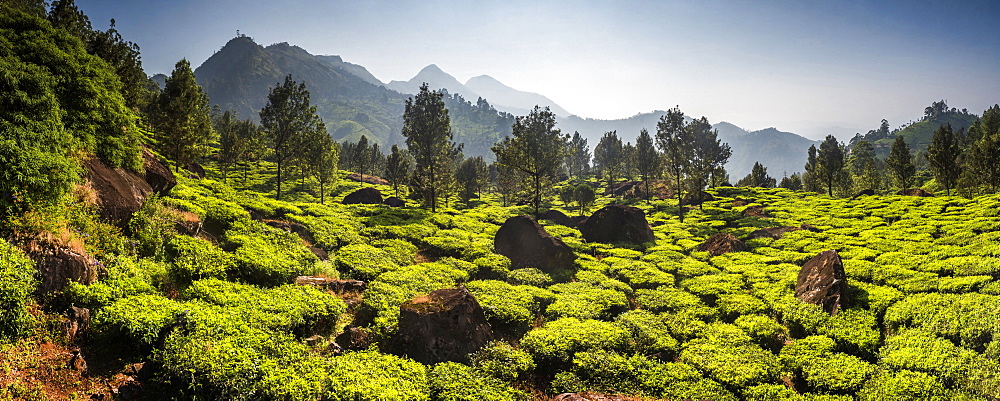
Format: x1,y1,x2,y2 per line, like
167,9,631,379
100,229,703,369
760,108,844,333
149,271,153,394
465,75,571,117
194,37,514,159
386,64,481,102
872,111,977,157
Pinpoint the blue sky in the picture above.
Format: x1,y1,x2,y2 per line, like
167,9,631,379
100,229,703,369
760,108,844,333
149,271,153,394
77,0,1000,139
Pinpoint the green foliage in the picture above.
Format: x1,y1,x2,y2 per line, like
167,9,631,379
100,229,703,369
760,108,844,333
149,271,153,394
470,341,536,382
224,219,319,286
402,83,458,212
259,74,326,200
680,324,781,388
519,318,630,363
507,268,552,286
545,281,628,320
0,239,37,341
154,58,217,168
334,243,400,280
167,235,235,283
63,255,164,310
361,262,468,332
492,106,568,214
615,309,679,355
429,362,528,401
800,352,876,392
857,370,949,401
466,280,536,334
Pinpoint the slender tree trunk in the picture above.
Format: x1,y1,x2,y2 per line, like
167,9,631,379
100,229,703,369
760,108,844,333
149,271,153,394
320,179,325,204
644,174,651,204
277,160,283,200
534,173,541,217
675,169,684,222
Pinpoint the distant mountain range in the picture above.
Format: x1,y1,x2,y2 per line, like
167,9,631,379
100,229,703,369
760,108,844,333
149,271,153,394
191,36,822,177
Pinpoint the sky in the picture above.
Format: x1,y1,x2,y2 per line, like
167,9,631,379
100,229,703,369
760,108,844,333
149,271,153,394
77,0,1000,140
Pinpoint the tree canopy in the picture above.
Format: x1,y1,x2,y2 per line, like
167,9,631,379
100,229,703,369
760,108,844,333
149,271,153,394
492,106,568,216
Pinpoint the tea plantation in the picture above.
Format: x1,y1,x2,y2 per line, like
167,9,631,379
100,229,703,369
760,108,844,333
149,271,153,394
6,171,999,400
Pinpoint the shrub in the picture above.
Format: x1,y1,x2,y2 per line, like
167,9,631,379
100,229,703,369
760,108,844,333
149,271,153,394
429,362,528,401
470,341,536,381
733,315,785,349
615,310,679,355
507,268,552,286
880,329,1000,399
224,219,319,286
635,286,714,317
545,282,628,320
519,318,630,363
334,244,401,281
778,335,836,372
361,262,468,332
0,239,36,341
63,255,164,310
857,370,949,401
473,254,512,279
372,239,419,266
718,293,768,319
182,279,346,333
466,280,536,334
639,362,737,401
800,353,876,392
167,235,236,283
95,294,187,347
680,336,781,388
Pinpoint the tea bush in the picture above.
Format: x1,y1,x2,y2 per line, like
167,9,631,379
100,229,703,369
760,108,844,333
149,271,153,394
0,239,36,341
224,219,319,286
519,318,630,363
470,341,536,381
429,362,528,401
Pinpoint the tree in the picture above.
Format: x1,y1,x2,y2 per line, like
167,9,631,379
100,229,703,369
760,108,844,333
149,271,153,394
964,106,1000,192
566,131,591,179
492,106,568,216
402,83,457,212
815,135,847,196
87,18,152,111
927,123,962,195
634,128,660,202
687,116,732,191
885,136,915,190
779,173,803,190
215,110,254,183
455,156,488,203
593,131,624,192
492,161,522,207
155,59,217,169
574,184,596,216
354,135,372,180
656,107,692,221
848,140,881,192
259,75,325,200
738,162,776,188
307,132,338,204
384,144,412,198
803,145,821,192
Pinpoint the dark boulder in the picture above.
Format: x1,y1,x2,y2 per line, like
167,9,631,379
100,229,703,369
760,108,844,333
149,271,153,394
397,287,494,364
29,244,98,294
84,149,175,228
383,196,405,207
335,325,372,351
538,209,577,227
346,173,389,186
185,162,206,179
495,215,577,279
577,205,655,245
342,187,383,205
743,205,770,218
795,250,847,315
62,306,91,344
698,232,746,256
680,190,715,206
898,188,934,197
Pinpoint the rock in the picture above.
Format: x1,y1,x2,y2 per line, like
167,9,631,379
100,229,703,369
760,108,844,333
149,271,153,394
577,205,655,245
84,149,176,228
383,196,405,207
494,215,577,279
795,250,847,315
748,226,802,240
554,394,629,401
294,276,366,292
698,232,746,256
186,162,206,179
852,189,875,199
680,190,715,206
342,187,383,205
68,349,87,372
346,173,389,185
397,287,494,364
29,244,98,294
743,205,769,218
335,325,372,351
538,209,578,227
62,306,91,343
898,188,934,197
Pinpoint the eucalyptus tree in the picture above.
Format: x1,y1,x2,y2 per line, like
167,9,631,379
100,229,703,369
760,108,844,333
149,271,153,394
816,135,847,196
492,106,568,215
384,144,412,197
566,131,591,179
927,123,962,195
687,116,731,191
656,107,692,221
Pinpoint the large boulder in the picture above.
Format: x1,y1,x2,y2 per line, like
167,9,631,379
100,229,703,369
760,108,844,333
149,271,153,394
494,215,577,279
698,232,746,256
28,243,98,294
680,190,715,206
851,189,875,199
898,188,934,197
342,187,383,204
795,250,847,315
346,173,389,186
396,287,494,364
538,209,578,227
577,205,655,245
84,149,176,228
383,196,405,207
335,325,372,351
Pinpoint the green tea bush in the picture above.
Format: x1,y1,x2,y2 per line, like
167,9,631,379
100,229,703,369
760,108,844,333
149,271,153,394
614,310,679,355
857,369,949,401
817,308,880,354
800,352,876,392
0,239,36,341
567,350,654,394
680,328,781,388
470,341,536,381
507,268,552,286
545,282,628,320
466,280,536,334
334,244,401,280
429,362,528,401
291,214,365,250
224,219,319,286
574,270,632,294
734,314,785,349
472,254,511,279
519,318,630,363
779,335,836,372
372,238,418,266
182,279,346,333
361,262,468,332
63,255,164,310
635,286,714,317
880,329,1000,399
95,294,188,346
718,293,768,319
167,235,236,283
638,361,737,401
885,292,1000,350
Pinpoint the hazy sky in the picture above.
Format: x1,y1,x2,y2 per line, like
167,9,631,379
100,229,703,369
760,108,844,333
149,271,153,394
77,0,1000,139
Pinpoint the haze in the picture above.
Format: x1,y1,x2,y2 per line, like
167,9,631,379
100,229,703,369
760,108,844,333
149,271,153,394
77,0,1000,140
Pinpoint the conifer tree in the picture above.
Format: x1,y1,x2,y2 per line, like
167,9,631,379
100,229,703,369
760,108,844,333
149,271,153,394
594,131,624,192
885,136,915,190
259,75,325,200
656,107,692,221
308,131,338,204
155,58,217,169
738,162,776,188
384,144,411,198
688,116,732,191
634,128,660,201
848,140,881,192
927,123,962,195
566,131,591,179
402,83,457,212
816,135,846,196
455,156,488,202
803,144,821,192
492,106,568,215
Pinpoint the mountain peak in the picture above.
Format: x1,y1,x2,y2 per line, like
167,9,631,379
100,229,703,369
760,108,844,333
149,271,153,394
466,75,571,117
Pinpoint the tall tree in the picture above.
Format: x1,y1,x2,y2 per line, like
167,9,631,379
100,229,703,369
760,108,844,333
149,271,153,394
656,107,692,221
803,145,822,193
634,128,660,201
574,184,596,216
307,132,338,204
687,116,732,191
402,83,456,212
154,59,217,169
848,140,881,191
927,123,962,195
492,106,568,215
738,162,776,188
384,144,411,198
354,135,372,180
87,19,152,111
214,110,257,183
593,131,624,192
885,136,915,190
455,156,488,203
965,106,1000,192
815,135,846,196
779,173,803,190
259,75,325,200
566,131,591,179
